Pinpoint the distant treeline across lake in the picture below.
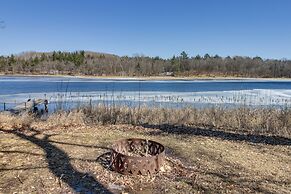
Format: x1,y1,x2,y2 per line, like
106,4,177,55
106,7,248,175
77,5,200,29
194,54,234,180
1,51,291,78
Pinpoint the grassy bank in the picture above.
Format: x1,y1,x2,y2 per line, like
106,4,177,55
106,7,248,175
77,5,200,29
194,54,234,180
0,106,290,193
1,105,291,137
42,105,291,137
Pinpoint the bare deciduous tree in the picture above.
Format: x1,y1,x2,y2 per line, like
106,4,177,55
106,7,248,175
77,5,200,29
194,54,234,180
0,51,290,78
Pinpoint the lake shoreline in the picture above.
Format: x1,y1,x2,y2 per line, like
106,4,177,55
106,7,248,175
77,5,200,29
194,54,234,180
1,73,291,81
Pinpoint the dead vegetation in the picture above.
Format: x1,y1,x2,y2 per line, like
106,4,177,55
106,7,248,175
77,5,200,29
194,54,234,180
1,102,291,139
0,112,34,130
0,106,290,193
82,105,291,138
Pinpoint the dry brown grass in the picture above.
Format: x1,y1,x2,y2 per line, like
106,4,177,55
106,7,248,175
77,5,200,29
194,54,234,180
1,105,290,137
82,105,291,138
0,124,290,193
0,106,290,193
0,112,34,130
45,109,85,129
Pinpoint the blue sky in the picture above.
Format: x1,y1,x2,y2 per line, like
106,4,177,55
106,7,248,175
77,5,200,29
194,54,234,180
0,0,291,59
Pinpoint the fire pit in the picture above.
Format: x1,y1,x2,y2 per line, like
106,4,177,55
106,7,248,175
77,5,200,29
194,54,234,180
110,138,165,175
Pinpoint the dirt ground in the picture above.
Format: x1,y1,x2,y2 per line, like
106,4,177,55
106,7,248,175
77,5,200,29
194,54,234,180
0,124,290,194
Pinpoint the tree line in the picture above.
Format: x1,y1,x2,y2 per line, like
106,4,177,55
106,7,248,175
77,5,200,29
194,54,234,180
0,51,290,78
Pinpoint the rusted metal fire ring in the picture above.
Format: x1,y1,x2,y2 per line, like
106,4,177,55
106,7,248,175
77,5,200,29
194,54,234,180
110,138,165,175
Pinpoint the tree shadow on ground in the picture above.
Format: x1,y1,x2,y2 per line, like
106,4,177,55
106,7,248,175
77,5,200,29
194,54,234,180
0,129,112,194
141,124,291,146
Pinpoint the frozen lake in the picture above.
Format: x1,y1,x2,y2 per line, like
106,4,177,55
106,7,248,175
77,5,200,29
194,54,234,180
1,76,291,111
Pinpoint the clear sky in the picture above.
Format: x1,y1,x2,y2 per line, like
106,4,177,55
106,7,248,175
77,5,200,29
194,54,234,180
0,0,290,59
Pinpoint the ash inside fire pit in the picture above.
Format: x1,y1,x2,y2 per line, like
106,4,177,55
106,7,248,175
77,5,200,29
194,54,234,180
111,138,165,175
